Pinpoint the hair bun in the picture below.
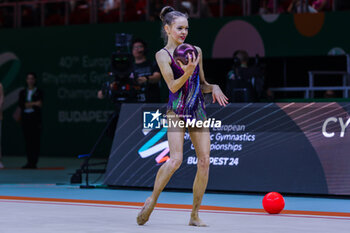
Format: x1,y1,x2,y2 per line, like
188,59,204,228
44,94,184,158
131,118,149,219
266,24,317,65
160,6,175,21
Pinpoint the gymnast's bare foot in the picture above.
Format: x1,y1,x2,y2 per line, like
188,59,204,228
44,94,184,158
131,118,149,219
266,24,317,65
189,214,208,227
137,197,155,225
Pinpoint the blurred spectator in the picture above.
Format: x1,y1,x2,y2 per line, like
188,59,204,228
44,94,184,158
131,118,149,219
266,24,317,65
149,0,163,21
134,0,147,20
19,72,43,169
323,90,336,98
130,38,161,102
288,0,309,13
98,0,120,23
0,82,4,169
226,50,267,102
180,0,193,14
311,0,332,12
21,3,40,27
45,2,65,26
102,0,120,13
98,38,161,102
124,0,143,21
70,0,90,24
288,0,331,13
259,0,285,14
219,0,242,17
0,0,341,27
226,50,253,102
189,0,213,18
0,1,18,28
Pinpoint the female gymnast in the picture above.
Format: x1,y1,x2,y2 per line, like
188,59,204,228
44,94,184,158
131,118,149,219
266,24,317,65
137,6,228,227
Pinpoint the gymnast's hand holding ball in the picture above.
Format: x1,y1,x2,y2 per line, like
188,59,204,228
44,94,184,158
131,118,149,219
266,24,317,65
175,51,200,78
174,43,228,106
178,52,227,107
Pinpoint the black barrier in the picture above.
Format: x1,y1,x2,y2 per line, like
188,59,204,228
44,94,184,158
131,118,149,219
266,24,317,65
104,103,350,196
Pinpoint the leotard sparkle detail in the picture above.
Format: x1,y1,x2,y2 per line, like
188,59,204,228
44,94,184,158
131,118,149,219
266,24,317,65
163,48,206,121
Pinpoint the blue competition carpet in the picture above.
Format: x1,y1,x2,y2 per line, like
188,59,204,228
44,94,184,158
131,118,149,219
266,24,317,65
0,156,350,214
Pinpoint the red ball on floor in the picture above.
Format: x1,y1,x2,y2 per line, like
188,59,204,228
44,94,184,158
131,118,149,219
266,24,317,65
262,192,285,214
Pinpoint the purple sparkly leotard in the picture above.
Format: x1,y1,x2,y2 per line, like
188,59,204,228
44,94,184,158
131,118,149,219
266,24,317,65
163,48,207,121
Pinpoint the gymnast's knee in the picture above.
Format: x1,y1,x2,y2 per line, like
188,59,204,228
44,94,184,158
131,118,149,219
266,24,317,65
167,158,182,171
197,156,210,171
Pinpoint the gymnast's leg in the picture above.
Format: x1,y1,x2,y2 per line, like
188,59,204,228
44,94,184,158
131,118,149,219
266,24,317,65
188,126,210,227
137,111,185,225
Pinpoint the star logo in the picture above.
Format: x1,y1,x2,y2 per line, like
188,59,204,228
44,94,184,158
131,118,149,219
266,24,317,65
143,109,163,129
150,109,162,122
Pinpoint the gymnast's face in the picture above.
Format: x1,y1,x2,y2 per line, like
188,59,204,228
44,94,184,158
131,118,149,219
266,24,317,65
166,16,188,45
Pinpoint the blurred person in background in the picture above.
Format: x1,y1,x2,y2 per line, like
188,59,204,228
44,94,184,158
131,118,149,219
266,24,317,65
102,0,120,13
226,50,267,102
129,38,162,103
311,0,332,11
259,0,286,14
149,0,163,21
288,0,331,13
19,72,43,169
288,0,310,13
98,38,161,103
323,90,336,98
97,38,162,137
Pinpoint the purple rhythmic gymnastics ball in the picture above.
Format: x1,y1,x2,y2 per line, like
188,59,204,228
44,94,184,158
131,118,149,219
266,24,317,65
173,43,198,66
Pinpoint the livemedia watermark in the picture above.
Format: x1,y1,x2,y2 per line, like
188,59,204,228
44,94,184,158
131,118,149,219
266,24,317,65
143,109,221,129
